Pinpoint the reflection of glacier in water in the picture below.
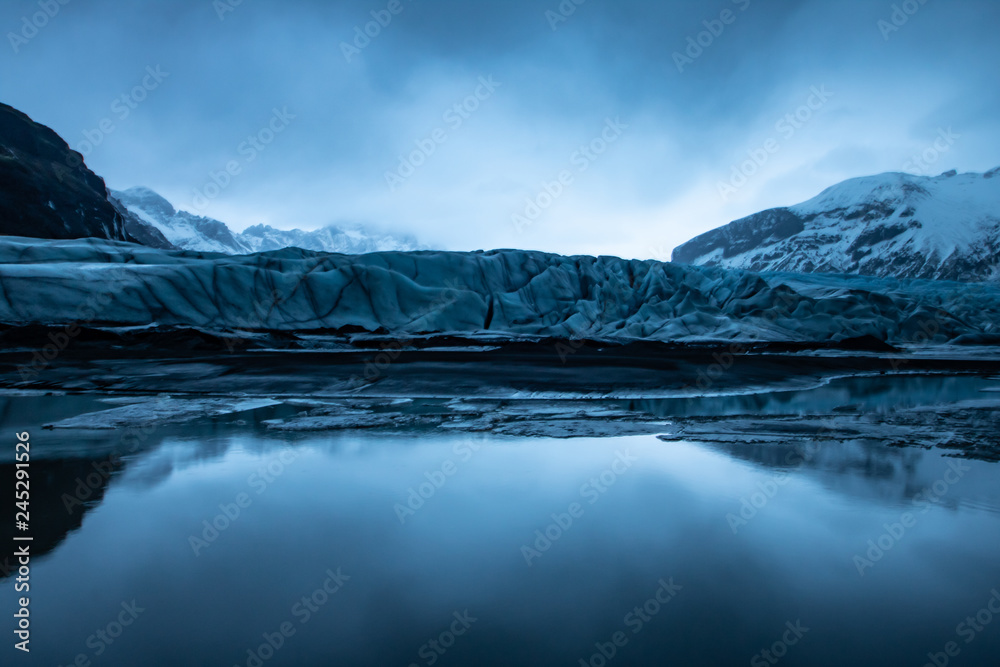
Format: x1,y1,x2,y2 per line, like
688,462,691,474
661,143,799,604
1,374,999,666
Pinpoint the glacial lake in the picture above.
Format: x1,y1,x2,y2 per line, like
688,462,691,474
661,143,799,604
3,378,1000,667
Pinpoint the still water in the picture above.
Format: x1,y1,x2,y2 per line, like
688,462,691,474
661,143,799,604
2,385,1000,666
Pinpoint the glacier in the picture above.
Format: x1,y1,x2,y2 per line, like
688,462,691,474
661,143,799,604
1,236,998,345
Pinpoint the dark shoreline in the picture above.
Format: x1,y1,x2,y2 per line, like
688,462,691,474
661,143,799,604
3,326,1000,398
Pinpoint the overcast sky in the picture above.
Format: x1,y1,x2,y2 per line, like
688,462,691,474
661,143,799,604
2,0,998,258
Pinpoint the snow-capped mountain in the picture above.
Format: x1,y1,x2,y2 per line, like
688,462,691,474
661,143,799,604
113,187,424,256
238,224,424,255
673,168,1000,282
111,187,252,254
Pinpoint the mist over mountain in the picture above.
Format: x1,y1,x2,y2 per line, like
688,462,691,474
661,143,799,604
113,186,425,256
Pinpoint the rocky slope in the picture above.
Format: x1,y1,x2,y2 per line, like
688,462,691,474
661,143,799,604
0,102,169,246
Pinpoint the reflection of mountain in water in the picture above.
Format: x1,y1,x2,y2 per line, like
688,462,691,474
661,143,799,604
1,456,121,580
633,374,998,419
0,395,268,580
646,374,1000,512
695,433,1000,516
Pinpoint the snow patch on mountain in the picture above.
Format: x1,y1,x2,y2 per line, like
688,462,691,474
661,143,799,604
673,169,1000,282
111,187,251,254
112,187,424,256
238,223,424,255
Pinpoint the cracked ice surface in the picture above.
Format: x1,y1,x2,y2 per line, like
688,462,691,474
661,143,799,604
1,237,999,344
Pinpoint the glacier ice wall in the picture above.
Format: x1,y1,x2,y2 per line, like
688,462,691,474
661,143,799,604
0,237,997,344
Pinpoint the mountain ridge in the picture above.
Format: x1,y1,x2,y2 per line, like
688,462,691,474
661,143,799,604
673,168,1000,282
113,186,426,256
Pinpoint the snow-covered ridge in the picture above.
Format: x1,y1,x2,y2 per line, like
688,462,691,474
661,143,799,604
110,187,242,254
112,187,425,255
1,237,997,345
673,168,1000,282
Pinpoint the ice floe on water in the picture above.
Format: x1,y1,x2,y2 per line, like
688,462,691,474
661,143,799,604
0,388,66,397
255,397,666,438
45,397,281,429
24,373,1000,460
658,399,1000,461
